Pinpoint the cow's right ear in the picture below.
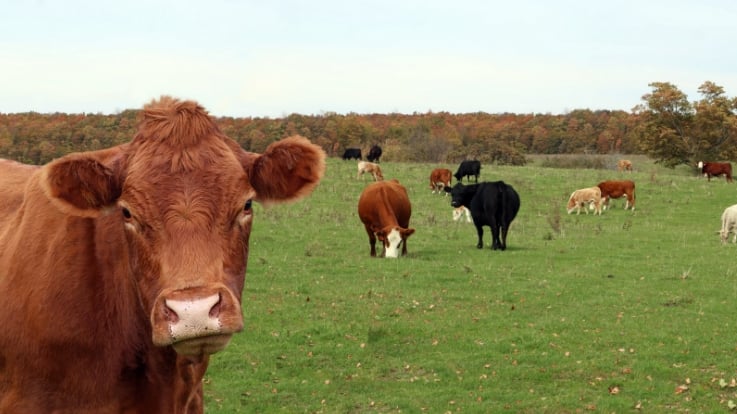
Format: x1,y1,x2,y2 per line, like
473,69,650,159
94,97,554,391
444,186,451,193
41,152,123,217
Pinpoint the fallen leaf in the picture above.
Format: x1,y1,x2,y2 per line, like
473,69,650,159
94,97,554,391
608,385,620,395
675,385,689,394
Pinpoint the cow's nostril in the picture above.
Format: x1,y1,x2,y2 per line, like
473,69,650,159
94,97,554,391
209,294,222,318
164,303,180,323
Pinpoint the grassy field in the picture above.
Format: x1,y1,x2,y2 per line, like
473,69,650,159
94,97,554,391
203,156,737,413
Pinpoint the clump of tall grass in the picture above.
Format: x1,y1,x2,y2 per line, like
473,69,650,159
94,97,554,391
539,155,609,169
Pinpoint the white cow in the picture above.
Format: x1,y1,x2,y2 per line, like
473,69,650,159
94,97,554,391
720,204,737,244
452,206,472,223
566,187,602,215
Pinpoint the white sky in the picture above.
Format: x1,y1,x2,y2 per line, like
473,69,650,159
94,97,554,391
2,0,736,117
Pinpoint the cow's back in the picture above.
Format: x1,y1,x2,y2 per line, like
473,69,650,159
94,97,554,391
358,180,411,227
0,159,38,230
472,181,519,223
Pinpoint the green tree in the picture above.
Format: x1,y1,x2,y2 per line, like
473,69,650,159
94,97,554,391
637,82,695,167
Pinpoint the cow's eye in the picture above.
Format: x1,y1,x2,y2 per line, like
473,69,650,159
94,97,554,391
122,207,132,219
243,199,252,212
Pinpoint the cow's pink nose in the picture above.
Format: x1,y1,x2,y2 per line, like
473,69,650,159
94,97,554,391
164,293,221,329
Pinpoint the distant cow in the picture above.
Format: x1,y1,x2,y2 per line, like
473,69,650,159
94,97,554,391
454,160,481,183
357,161,384,181
367,145,383,163
597,180,636,210
698,161,733,182
0,97,325,412
720,204,737,244
617,159,633,172
429,168,452,195
342,148,362,160
357,179,415,258
445,181,520,250
452,206,472,223
567,186,603,215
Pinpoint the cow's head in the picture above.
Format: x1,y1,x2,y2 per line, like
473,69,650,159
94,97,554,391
41,97,325,357
446,182,476,209
376,226,415,258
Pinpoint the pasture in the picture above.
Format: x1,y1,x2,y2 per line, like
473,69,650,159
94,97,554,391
204,156,737,413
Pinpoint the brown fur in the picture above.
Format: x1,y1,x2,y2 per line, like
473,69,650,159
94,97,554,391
357,179,415,257
0,96,325,412
617,159,632,172
597,180,636,210
429,168,452,194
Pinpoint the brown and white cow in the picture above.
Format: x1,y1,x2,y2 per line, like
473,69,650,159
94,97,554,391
698,161,733,182
357,179,415,258
357,160,384,181
566,186,603,215
0,96,325,413
617,159,633,172
429,168,452,195
597,180,636,210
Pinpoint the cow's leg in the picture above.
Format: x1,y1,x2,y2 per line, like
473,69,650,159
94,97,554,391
490,219,502,250
364,226,377,257
401,237,408,256
499,224,509,250
474,223,484,249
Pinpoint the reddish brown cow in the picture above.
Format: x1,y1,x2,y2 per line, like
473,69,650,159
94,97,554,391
429,168,452,195
358,179,415,258
698,161,733,182
0,97,325,413
597,180,636,210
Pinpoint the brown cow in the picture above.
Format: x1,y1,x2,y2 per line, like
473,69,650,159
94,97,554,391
429,168,452,195
597,180,636,210
698,161,733,182
617,159,633,172
357,160,384,181
358,179,415,258
566,186,603,215
0,97,325,413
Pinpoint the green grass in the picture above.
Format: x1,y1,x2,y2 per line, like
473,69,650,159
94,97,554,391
204,157,737,413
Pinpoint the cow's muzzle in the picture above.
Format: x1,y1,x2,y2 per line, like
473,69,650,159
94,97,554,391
151,285,243,356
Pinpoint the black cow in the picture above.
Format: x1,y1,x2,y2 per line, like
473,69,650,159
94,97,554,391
445,181,520,250
367,145,383,163
454,160,481,182
342,148,362,160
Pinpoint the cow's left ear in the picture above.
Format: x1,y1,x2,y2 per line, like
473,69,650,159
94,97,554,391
41,151,124,217
443,186,451,193
401,228,416,237
247,135,326,204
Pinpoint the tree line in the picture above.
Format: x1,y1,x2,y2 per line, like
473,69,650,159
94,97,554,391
0,81,734,167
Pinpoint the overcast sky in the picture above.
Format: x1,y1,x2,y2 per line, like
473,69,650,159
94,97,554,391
2,0,736,117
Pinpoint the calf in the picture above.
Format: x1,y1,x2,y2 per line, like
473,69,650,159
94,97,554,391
342,148,362,160
720,204,737,244
445,181,520,250
429,168,452,195
357,161,384,181
567,187,603,215
452,206,472,223
597,180,635,210
367,145,383,163
454,160,481,183
358,180,415,257
698,161,733,182
617,159,633,172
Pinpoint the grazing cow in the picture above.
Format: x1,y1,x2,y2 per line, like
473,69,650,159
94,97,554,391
452,205,472,223
429,168,453,195
0,97,325,413
445,181,520,250
454,160,481,183
367,144,383,163
720,204,737,244
597,180,636,210
357,179,415,258
342,148,362,160
566,186,603,215
617,159,633,172
698,161,733,182
357,160,384,181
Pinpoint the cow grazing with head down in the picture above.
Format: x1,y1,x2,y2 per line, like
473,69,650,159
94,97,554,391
566,187,602,215
720,204,737,244
597,180,636,210
698,161,733,182
342,148,362,160
617,159,633,172
0,97,325,413
358,179,415,258
429,168,452,195
357,160,384,181
454,160,481,183
366,145,382,163
446,181,520,250
452,205,472,223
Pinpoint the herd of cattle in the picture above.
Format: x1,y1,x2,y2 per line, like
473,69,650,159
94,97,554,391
1,96,735,412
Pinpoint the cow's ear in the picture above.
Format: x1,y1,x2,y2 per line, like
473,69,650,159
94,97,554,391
41,151,123,217
247,135,326,204
444,186,451,193
402,228,416,237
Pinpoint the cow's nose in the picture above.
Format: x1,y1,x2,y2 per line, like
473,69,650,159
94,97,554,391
163,293,221,324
